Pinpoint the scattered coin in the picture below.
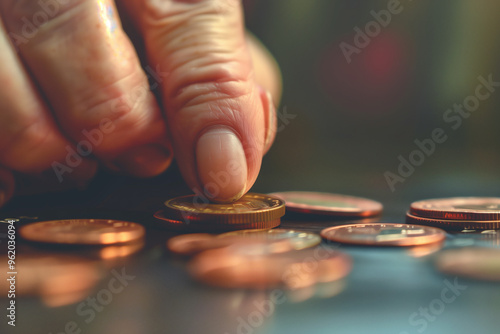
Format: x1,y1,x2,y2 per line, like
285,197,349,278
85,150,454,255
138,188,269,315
406,212,500,230
19,219,145,245
269,191,382,217
435,248,500,281
163,193,285,224
219,229,322,251
320,223,446,246
167,233,296,256
168,234,222,256
410,197,500,221
189,248,351,289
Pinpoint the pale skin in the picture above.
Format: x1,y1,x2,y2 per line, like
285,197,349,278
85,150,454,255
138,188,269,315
0,0,282,207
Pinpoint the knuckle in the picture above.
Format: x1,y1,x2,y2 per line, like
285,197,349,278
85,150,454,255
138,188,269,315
168,65,251,110
163,36,252,110
142,0,239,23
69,73,153,136
2,0,84,33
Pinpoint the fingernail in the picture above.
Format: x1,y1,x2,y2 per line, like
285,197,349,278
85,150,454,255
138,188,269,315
263,90,277,153
113,144,173,178
196,126,247,203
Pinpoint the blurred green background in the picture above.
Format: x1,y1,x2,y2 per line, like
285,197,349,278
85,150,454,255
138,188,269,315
245,0,500,207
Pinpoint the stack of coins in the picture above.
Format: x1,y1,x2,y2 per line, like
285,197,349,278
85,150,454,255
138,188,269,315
406,197,500,230
269,191,383,217
155,193,286,231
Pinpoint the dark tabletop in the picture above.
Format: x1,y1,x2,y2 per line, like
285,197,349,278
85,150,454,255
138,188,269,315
1,167,499,334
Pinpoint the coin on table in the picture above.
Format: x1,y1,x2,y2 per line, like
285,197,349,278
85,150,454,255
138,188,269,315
219,229,322,251
189,248,351,289
320,223,446,246
19,219,145,245
163,193,285,224
406,212,500,230
410,197,500,221
268,191,382,217
435,248,500,281
167,233,294,256
154,210,281,231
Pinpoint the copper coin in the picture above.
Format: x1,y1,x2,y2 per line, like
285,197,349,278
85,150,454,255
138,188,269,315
435,248,500,281
320,223,446,246
167,234,220,255
410,197,500,221
164,193,285,224
189,248,351,289
167,233,293,256
219,229,322,250
19,219,145,245
154,210,281,231
269,191,382,217
406,212,500,230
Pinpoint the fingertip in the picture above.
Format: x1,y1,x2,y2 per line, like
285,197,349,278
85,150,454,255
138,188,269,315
196,126,248,203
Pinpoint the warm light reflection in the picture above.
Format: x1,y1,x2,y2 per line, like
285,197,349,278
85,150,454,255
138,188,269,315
407,242,444,258
98,0,117,34
99,241,144,260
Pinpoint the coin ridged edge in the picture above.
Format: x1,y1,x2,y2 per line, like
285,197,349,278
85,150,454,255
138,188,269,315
154,211,281,231
410,197,500,221
163,193,286,224
406,212,500,230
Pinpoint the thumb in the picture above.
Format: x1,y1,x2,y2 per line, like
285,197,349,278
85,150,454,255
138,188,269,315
126,0,270,202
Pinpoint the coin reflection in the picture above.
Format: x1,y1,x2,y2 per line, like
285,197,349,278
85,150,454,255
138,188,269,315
407,242,444,258
98,241,144,261
189,247,352,290
1,254,101,307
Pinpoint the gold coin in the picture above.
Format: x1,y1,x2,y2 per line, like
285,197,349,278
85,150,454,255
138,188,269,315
20,219,145,245
154,210,281,231
163,193,285,224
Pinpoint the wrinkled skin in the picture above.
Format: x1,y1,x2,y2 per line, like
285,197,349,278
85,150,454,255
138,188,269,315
0,0,281,207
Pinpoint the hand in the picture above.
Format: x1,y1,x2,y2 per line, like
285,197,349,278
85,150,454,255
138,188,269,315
0,0,281,207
